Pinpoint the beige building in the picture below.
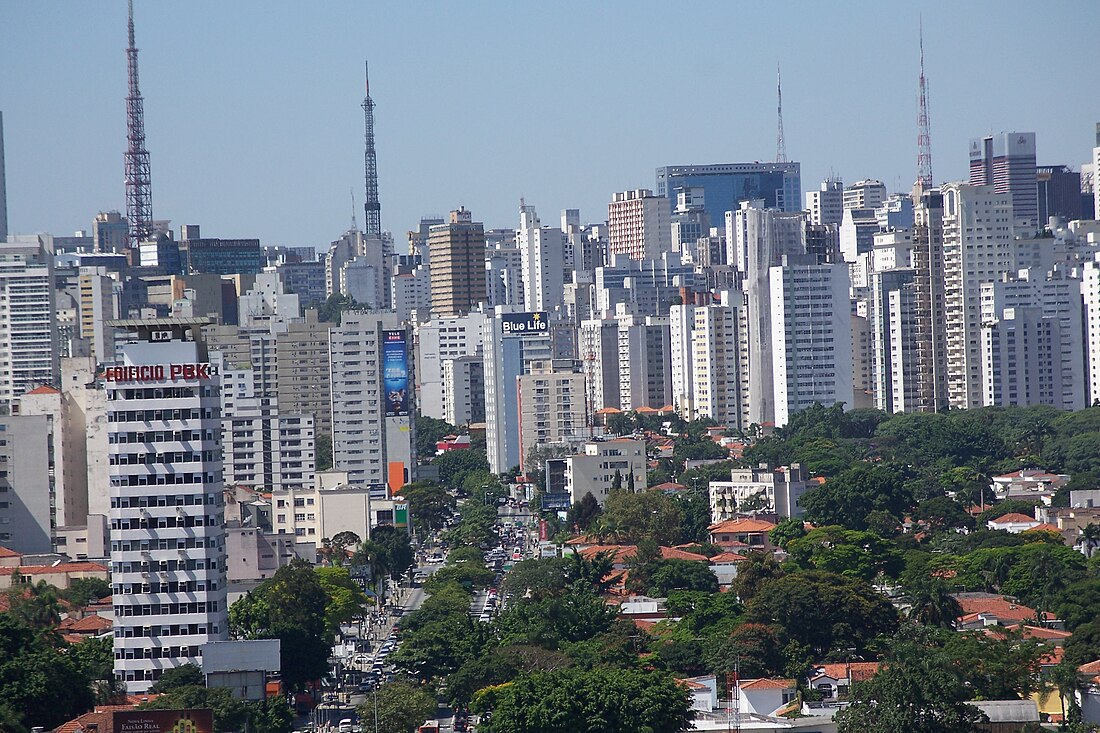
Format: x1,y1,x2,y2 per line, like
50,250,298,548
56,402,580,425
277,311,332,436
516,360,588,472
607,189,671,261
709,463,809,522
564,438,647,505
428,208,487,317
272,470,409,542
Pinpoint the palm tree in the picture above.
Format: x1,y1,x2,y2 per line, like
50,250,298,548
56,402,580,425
1049,660,1083,728
905,575,962,628
1077,524,1100,559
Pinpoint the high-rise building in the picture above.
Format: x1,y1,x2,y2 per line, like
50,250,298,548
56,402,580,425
670,187,711,257
278,261,327,308
908,187,950,412
414,313,484,420
516,359,587,471
942,183,1017,409
105,318,228,691
0,412,57,553
805,176,844,226
594,252,696,317
428,208,487,317
517,203,565,312
442,355,484,427
328,312,415,495
839,207,879,262
969,132,1038,229
615,310,671,411
769,257,853,427
180,229,263,275
1036,165,1083,224
93,211,129,254
579,317,621,411
78,267,119,360
608,189,671,261
656,162,802,221
0,235,59,410
689,294,747,431
868,267,922,413
276,311,332,436
981,307,1062,408
1093,123,1100,221
842,179,887,211
238,272,300,329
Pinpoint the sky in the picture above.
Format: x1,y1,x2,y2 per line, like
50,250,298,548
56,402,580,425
2,1,1098,253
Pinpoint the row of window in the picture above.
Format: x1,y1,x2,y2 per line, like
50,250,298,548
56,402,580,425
110,429,217,444
114,559,220,573
109,408,217,422
110,387,198,400
110,451,216,465
111,473,219,488
114,579,219,594
111,516,212,531
115,623,215,638
111,494,220,509
111,537,218,552
114,600,220,617
116,644,207,660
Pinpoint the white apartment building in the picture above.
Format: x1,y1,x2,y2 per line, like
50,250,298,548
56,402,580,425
981,307,1062,408
517,204,566,313
106,319,228,692
616,310,672,411
689,294,747,431
579,317,621,411
868,268,924,413
485,244,524,308
414,313,485,420
238,272,300,328
805,177,844,227
942,183,1018,409
329,312,415,496
979,266,1085,410
391,263,432,324
271,471,408,543
843,179,887,211
769,258,853,427
608,189,671,261
840,207,879,262
0,412,56,553
564,439,647,505
1083,255,1100,405
516,360,588,472
442,355,484,427
0,235,58,410
709,463,809,522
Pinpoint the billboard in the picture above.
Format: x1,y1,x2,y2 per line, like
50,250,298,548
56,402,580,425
113,710,214,733
382,329,410,417
500,311,549,337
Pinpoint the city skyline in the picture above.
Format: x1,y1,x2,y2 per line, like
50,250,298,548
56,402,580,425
1,1,1097,248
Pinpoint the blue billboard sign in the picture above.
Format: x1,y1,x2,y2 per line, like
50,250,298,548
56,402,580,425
382,329,409,417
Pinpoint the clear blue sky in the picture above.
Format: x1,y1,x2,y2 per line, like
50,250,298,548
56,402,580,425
2,1,1098,252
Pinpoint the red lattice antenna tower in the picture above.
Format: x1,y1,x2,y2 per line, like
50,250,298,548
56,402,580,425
775,63,787,164
124,0,153,248
362,61,381,238
916,18,933,190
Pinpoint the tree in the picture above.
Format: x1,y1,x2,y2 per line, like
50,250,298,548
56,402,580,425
357,525,416,582
785,526,905,581
472,667,693,733
503,557,569,601
416,413,458,460
433,449,490,492
148,663,204,692
645,560,719,597
317,292,365,324
596,489,682,545
315,567,371,633
835,625,986,733
60,577,112,608
69,636,120,702
6,579,62,630
730,551,786,603
941,628,1045,700
138,685,249,733
494,586,618,650
707,623,786,679
566,493,602,532
769,517,807,549
671,489,712,544
315,433,333,471
800,464,912,531
0,615,94,730
913,496,976,533
358,680,438,733
399,481,456,534
904,575,963,629
746,571,899,659
1064,619,1100,667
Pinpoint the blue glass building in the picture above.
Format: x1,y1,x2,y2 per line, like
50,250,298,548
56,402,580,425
656,162,802,223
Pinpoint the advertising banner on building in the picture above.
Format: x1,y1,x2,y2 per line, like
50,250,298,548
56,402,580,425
113,709,214,733
500,311,549,337
382,330,409,417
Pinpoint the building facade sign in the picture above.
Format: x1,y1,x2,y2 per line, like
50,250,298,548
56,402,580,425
500,311,549,337
102,363,217,382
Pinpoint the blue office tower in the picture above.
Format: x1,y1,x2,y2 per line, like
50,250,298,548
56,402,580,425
656,162,802,223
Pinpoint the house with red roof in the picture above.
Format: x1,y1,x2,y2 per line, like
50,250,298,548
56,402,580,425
808,662,881,699
0,561,108,591
708,518,777,552
987,512,1041,534
738,678,798,716
954,593,1037,629
991,469,1068,504
708,552,746,586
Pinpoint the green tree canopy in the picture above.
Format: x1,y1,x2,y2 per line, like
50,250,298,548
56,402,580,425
0,615,94,730
358,680,439,733
315,566,371,633
399,481,457,533
595,489,683,545
786,526,905,581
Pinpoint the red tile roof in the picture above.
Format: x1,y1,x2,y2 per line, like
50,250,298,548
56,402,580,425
740,678,796,690
18,562,108,575
710,552,747,563
25,385,60,395
578,545,709,563
60,614,112,633
0,545,20,558
1001,624,1072,642
1078,660,1100,675
54,705,136,733
810,662,880,683
1023,523,1062,534
709,518,777,533
989,512,1037,524
955,595,1036,622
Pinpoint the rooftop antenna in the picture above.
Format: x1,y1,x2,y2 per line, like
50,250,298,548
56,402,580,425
362,61,381,237
775,63,787,164
125,0,153,249
350,188,358,231
916,17,933,190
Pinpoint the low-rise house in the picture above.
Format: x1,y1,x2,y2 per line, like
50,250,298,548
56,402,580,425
986,512,1040,534
709,464,809,522
708,518,777,552
954,593,1037,629
738,678,798,716
0,561,108,591
990,470,1068,504
680,675,718,712
807,662,880,699
708,552,746,586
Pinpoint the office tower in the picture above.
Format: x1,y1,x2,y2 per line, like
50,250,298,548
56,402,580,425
843,179,887,211
615,310,672,411
0,112,6,241
1036,166,1083,224
429,208,487,317
1082,254,1100,405
656,162,802,221
769,257,853,427
329,312,415,495
579,317,621,410
93,211,129,254
979,266,1085,410
106,318,228,691
942,183,1017,409
517,203,566,312
594,252,696,317
0,412,57,553
483,309,553,474
391,261,432,323
608,189,671,261
180,228,263,276
276,311,332,436
969,132,1039,229
908,188,949,412
516,360,587,471
414,313,485,420
1093,123,1100,221
442,355,484,427
78,267,119,360
408,217,444,261
839,207,879,262
981,307,1061,407
0,235,59,410
805,176,844,226
734,201,806,425
277,260,327,308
